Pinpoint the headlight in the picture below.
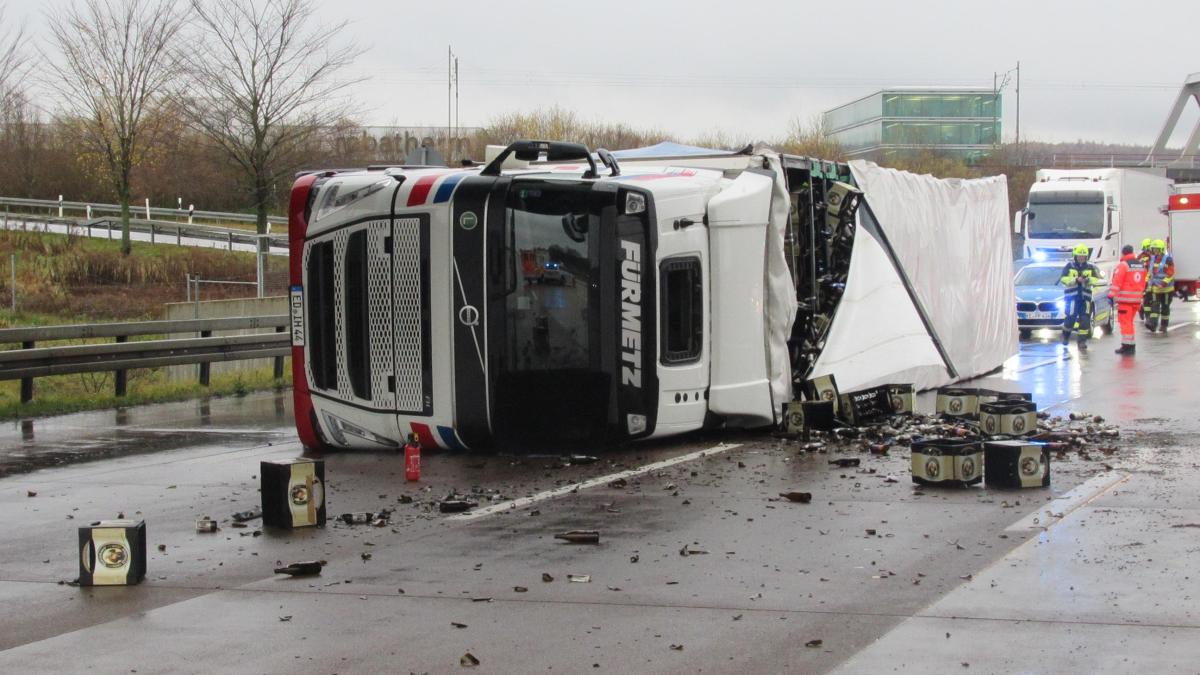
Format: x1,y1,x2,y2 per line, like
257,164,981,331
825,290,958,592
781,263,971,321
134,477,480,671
1032,251,1048,262
1055,300,1066,311
321,412,399,448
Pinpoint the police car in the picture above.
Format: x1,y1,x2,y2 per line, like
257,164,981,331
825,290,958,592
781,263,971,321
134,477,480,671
1015,261,1112,339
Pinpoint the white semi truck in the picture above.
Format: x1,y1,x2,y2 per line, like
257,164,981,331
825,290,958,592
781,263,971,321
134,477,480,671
1168,183,1200,299
1016,168,1172,272
286,140,1015,451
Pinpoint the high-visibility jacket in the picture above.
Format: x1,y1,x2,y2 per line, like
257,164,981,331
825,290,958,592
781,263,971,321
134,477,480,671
1059,260,1102,299
1109,253,1148,305
1148,254,1175,294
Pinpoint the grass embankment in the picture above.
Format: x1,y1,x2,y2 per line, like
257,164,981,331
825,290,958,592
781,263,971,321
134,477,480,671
0,229,290,420
0,368,290,420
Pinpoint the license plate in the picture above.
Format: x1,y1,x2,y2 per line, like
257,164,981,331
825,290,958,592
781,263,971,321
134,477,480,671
289,286,305,346
1028,311,1052,319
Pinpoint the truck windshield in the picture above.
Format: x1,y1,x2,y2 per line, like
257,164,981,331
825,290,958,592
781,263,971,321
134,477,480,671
503,182,598,372
1027,196,1104,239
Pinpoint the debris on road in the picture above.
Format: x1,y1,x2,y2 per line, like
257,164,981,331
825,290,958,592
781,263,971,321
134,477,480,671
679,545,709,556
231,507,262,523
542,573,554,582
806,639,823,648
274,560,325,576
195,516,218,533
26,490,36,497
554,530,600,544
779,491,813,503
339,510,394,525
460,652,480,667
451,622,468,629
568,574,591,583
439,499,479,514
829,458,860,468
670,644,684,651
513,586,528,593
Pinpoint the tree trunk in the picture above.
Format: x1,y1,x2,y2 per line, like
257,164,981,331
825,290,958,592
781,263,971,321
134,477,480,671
119,192,131,256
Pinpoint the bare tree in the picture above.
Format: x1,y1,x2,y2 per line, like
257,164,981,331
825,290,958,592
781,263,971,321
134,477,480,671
180,0,363,237
0,4,29,113
43,0,187,254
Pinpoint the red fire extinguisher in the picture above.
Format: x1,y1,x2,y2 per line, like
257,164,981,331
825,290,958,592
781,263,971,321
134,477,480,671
404,433,421,482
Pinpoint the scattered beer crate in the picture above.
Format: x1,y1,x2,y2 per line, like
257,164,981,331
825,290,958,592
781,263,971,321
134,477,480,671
78,519,146,586
985,440,1051,488
804,374,840,414
911,438,983,486
838,385,894,425
979,400,1038,437
886,384,914,415
261,458,326,528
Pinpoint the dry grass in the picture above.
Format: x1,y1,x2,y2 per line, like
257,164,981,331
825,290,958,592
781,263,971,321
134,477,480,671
0,229,260,322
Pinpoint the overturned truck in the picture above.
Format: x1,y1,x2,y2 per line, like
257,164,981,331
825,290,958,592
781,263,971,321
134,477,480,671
287,140,1016,451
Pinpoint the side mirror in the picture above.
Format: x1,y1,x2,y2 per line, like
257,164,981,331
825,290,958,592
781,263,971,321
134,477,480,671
1013,209,1027,235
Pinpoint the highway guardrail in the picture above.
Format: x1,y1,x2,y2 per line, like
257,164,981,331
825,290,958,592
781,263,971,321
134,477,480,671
0,315,290,403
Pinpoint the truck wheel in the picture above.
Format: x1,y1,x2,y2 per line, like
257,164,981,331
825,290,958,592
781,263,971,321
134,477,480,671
1019,328,1032,340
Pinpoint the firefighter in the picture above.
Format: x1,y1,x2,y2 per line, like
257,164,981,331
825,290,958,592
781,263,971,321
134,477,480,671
1139,238,1153,319
1059,244,1101,350
1145,239,1175,332
1109,244,1149,355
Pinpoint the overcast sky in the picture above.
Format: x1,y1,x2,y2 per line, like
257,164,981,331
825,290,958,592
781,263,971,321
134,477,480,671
16,0,1200,146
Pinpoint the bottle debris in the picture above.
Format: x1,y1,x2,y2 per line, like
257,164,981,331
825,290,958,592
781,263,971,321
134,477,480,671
439,500,479,514
231,507,262,523
195,516,218,533
274,560,325,576
554,530,600,544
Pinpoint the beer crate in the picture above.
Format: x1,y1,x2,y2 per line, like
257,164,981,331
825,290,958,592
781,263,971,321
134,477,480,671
78,519,146,586
838,385,894,425
979,400,1038,437
985,440,1050,488
911,439,983,486
886,383,915,415
261,458,326,528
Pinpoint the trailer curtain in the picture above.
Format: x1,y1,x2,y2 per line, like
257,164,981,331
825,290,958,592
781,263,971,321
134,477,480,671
810,161,1016,391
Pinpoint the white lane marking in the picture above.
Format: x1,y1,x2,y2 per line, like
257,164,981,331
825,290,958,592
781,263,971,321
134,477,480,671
449,442,742,522
1005,471,1130,532
1011,355,1065,374
1166,320,1195,332
133,427,288,435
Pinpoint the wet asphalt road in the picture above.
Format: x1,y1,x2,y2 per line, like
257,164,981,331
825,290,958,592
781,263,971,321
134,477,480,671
1,305,1199,674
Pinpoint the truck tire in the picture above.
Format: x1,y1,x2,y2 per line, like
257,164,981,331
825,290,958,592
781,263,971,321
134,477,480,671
1019,328,1032,340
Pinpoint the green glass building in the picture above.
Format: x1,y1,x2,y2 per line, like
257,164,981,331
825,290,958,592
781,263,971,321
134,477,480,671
822,88,1001,162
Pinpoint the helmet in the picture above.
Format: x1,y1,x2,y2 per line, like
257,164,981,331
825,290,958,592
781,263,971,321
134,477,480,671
1141,238,1152,249
1072,244,1089,256
1153,239,1166,251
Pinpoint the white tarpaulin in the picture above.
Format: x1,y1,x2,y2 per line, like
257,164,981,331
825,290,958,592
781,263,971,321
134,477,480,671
811,161,1017,391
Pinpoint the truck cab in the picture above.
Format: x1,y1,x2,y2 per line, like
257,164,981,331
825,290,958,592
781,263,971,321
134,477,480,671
1016,168,1171,274
288,141,788,451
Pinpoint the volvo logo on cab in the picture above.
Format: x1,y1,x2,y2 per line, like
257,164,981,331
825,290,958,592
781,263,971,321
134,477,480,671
620,240,642,388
